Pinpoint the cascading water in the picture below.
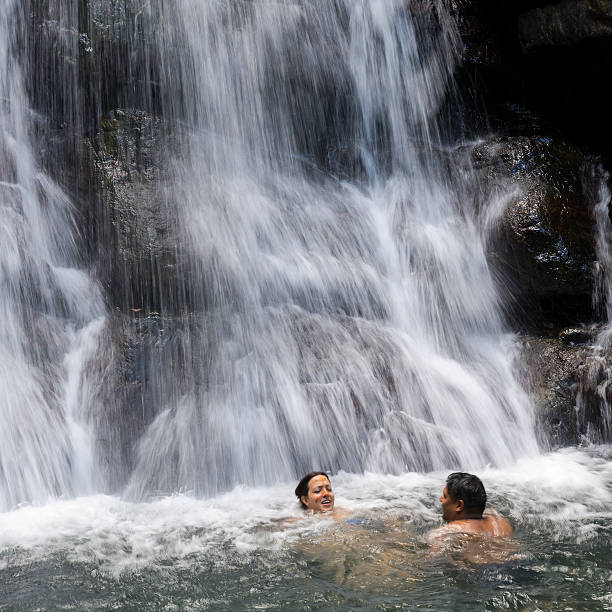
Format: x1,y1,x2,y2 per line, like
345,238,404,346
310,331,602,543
2,3,611,609
125,0,539,499
573,170,612,442
0,1,106,511
1,0,606,507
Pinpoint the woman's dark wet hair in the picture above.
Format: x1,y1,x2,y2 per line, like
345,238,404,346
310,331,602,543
446,472,487,516
295,471,330,509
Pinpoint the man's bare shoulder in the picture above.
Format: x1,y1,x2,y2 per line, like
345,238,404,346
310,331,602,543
483,513,513,536
429,513,512,539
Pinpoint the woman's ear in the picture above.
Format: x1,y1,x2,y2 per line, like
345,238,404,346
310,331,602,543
301,495,309,509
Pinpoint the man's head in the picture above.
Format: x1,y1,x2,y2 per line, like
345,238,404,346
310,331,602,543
440,472,487,521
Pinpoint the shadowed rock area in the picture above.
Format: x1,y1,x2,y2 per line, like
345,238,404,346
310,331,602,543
518,1,612,52
451,0,612,166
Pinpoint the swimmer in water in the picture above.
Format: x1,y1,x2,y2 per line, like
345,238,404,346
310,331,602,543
430,472,513,537
294,471,349,518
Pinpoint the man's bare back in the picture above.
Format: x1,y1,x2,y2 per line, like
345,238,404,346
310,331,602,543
430,511,513,538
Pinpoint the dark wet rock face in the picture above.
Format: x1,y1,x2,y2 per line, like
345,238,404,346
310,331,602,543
520,334,585,448
473,136,598,328
573,349,612,443
86,109,189,314
450,1,612,164
28,0,161,134
82,1,162,126
519,0,612,52
449,0,503,66
445,0,612,446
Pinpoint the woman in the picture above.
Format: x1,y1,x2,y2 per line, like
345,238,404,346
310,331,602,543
295,471,335,513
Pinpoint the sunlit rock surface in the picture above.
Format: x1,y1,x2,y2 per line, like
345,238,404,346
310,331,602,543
473,135,597,328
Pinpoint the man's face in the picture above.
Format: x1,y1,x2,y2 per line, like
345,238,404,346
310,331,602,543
301,475,335,513
440,486,460,522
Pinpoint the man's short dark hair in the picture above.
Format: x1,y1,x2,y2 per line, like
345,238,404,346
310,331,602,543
446,472,487,516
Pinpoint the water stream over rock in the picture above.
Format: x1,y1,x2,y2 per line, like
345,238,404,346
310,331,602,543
117,0,541,498
1,2,611,608
0,0,106,510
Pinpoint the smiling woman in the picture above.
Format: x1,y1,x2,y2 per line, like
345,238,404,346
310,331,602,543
295,472,335,513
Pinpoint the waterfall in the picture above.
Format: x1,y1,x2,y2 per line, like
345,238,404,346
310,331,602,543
125,0,539,499
2,5,612,610
594,173,612,345
0,1,106,511
573,169,612,442
0,0,549,510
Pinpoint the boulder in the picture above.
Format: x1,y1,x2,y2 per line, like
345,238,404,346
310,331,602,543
519,0,612,52
472,135,599,328
519,332,588,447
519,328,612,447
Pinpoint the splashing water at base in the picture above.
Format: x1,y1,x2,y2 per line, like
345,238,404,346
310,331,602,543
1,448,610,610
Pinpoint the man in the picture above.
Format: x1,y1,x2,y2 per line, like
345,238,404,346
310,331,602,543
434,472,512,537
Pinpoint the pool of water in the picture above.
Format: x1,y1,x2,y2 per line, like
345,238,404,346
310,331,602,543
1,446,610,611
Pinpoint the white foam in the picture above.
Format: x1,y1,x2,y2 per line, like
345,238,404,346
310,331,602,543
1,447,609,575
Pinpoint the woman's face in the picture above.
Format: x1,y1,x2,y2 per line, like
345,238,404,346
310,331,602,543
301,475,335,513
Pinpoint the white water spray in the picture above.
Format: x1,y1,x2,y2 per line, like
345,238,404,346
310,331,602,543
0,1,106,510
126,0,539,498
